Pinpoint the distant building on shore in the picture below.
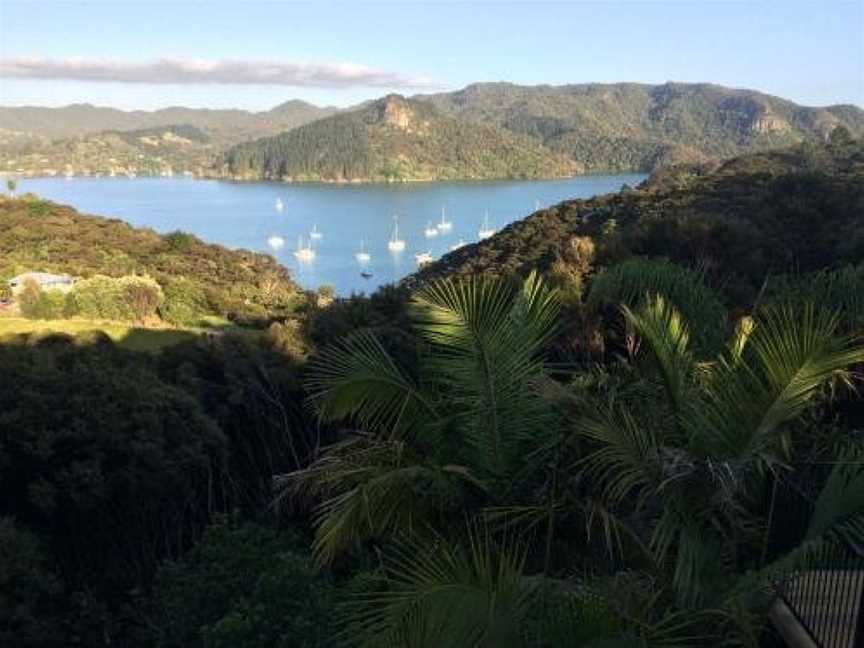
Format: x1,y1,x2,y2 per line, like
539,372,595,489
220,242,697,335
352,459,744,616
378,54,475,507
8,271,76,295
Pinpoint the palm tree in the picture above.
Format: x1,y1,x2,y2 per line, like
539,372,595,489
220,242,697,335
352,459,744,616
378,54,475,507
567,294,864,612
282,271,562,564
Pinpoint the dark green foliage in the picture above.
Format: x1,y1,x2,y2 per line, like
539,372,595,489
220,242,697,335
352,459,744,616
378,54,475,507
149,517,334,648
224,95,578,182
416,137,864,309
0,518,65,648
765,265,864,331
588,258,728,353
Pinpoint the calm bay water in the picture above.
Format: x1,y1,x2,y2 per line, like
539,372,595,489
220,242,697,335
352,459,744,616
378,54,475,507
22,175,646,295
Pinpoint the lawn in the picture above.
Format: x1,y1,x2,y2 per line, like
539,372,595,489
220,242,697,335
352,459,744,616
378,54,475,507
0,317,201,352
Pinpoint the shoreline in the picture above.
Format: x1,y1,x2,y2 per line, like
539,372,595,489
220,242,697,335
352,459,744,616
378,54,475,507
2,169,648,185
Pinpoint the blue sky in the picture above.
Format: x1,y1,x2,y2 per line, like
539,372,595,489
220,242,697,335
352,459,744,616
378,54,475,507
0,0,861,110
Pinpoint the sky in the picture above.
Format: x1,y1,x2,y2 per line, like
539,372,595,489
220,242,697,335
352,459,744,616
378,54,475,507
0,0,861,111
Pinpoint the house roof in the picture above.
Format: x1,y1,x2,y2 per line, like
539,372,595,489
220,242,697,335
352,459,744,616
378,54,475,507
8,271,74,286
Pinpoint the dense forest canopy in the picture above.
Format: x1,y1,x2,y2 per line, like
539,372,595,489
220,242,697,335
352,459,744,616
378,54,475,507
222,95,581,182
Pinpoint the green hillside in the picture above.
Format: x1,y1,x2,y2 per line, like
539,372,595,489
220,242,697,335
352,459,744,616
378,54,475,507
221,94,582,181
411,133,864,303
0,195,304,323
421,82,864,172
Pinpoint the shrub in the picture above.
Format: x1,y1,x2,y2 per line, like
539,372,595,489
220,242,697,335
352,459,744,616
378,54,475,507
164,231,196,252
17,278,42,316
0,518,65,648
150,518,334,648
160,278,209,326
18,280,64,320
66,275,131,321
122,275,164,323
0,280,12,302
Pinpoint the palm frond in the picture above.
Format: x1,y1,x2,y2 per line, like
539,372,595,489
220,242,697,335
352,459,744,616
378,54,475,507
340,523,537,647
410,272,561,484
691,304,864,461
284,437,483,564
587,258,727,355
623,295,696,425
306,329,436,438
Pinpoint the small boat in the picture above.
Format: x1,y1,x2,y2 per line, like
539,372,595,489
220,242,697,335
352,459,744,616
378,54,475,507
355,239,371,264
478,212,496,240
436,206,452,232
267,235,285,250
293,236,316,261
424,221,439,238
449,239,467,252
309,224,323,240
415,251,433,266
388,215,405,252
275,198,284,211
360,271,373,279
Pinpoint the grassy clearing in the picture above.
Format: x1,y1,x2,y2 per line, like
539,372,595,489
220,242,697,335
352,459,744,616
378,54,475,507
0,317,201,352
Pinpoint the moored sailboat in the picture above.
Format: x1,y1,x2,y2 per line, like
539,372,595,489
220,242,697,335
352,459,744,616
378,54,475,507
388,215,405,252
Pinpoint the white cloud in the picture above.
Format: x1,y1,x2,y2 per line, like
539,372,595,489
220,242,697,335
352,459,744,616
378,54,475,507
0,57,439,89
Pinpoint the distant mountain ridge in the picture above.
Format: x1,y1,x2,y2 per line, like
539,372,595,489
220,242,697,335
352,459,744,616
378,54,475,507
222,94,580,181
418,82,864,172
3,82,862,179
0,100,338,143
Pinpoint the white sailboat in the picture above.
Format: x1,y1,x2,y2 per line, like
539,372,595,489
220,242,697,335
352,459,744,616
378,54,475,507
267,235,285,250
275,198,284,211
449,239,467,252
424,221,439,238
309,224,323,240
478,212,496,240
436,206,453,232
415,251,433,266
388,215,405,252
293,236,316,261
355,239,371,264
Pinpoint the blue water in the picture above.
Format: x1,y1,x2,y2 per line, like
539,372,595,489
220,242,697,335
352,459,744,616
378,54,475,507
21,175,646,295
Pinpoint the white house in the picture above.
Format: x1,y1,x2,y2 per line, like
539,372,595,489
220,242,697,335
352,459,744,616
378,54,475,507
8,272,76,295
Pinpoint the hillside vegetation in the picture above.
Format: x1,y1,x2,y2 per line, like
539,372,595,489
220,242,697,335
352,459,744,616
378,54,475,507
0,195,305,323
421,81,864,172
222,95,581,181
0,101,338,177
412,133,864,304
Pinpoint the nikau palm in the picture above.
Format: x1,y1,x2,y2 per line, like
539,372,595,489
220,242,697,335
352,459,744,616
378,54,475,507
283,264,864,646
571,295,864,609
284,271,560,564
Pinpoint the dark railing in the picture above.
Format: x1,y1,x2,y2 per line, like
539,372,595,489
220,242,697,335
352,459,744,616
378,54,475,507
776,539,864,648
771,464,864,648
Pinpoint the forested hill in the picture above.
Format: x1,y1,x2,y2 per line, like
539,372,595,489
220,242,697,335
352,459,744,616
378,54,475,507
221,94,582,182
0,196,303,322
411,133,864,304
419,82,864,172
0,100,337,143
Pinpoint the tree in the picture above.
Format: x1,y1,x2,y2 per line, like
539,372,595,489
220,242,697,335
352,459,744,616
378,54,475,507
283,271,561,564
560,294,864,623
5,179,16,197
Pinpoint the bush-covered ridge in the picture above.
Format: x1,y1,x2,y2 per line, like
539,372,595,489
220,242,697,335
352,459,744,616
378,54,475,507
410,134,864,305
0,195,305,323
222,95,581,182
